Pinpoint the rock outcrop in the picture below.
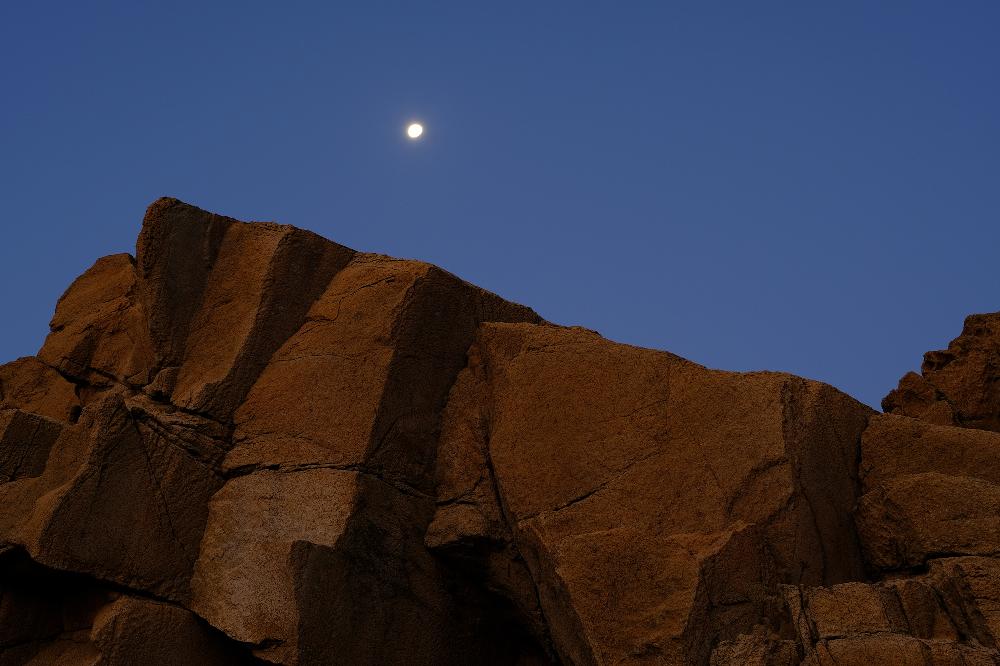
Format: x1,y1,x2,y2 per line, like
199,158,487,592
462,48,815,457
883,313,1000,431
2,198,999,665
732,313,1000,666
428,323,871,665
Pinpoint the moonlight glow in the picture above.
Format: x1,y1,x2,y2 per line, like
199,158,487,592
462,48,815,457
406,123,424,139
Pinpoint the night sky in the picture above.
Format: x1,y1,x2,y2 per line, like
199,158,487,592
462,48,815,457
2,2,998,408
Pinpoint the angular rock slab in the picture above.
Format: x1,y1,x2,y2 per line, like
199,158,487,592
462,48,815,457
430,323,873,664
0,395,224,603
770,568,1000,666
0,357,79,423
191,468,359,661
194,254,541,663
1,199,364,609
39,253,155,388
857,414,1000,571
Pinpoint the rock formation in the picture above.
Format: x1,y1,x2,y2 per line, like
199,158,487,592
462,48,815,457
883,313,1000,432
1,198,999,665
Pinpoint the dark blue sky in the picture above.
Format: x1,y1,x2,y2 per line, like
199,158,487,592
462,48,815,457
2,2,998,408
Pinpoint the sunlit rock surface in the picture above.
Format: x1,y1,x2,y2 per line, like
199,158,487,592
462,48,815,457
2,198,1000,665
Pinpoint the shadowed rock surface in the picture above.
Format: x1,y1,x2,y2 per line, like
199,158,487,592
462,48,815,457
883,313,1000,432
2,198,999,664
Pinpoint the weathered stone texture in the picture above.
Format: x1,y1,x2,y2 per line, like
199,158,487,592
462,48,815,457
4,198,1000,664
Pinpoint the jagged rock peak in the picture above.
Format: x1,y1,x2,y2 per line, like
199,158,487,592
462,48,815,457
883,312,1000,433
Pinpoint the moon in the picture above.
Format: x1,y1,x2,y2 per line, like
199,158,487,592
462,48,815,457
406,123,424,139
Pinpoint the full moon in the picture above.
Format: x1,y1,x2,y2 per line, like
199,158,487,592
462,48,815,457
406,123,424,139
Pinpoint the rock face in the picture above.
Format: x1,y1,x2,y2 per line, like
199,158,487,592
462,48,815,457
883,313,1000,431
758,316,1000,666
428,324,871,665
1,198,999,665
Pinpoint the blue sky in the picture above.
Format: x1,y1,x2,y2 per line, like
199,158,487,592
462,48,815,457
2,2,998,408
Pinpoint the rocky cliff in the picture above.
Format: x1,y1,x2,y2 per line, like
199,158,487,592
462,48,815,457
1,199,999,665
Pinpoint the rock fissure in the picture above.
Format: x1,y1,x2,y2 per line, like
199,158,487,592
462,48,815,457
479,417,563,662
517,446,664,523
223,460,432,500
